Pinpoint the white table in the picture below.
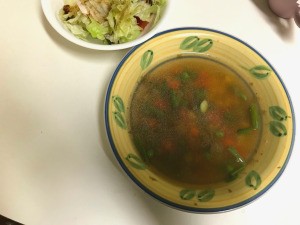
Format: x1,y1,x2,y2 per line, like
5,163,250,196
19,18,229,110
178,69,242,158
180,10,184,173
1,1,299,224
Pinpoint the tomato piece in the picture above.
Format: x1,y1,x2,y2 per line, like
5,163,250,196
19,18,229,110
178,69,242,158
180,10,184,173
135,16,149,29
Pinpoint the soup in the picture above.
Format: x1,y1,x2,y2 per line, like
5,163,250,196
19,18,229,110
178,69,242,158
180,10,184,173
129,57,261,186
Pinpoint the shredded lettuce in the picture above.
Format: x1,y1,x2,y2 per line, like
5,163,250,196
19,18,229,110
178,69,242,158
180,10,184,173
86,19,109,41
58,0,166,45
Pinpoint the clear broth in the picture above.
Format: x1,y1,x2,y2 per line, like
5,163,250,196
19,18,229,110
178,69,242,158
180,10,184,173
129,57,261,186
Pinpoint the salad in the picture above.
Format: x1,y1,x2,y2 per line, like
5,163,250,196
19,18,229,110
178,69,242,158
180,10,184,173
58,0,166,44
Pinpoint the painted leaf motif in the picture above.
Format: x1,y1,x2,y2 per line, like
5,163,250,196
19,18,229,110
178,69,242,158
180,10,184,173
197,189,215,202
269,121,287,137
112,96,125,113
249,65,272,79
125,153,147,170
245,170,262,190
180,36,199,50
140,50,153,70
269,106,288,121
113,111,127,129
193,39,213,52
180,189,196,200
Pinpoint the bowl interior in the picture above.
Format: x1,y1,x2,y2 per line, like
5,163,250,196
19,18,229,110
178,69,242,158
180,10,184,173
105,28,294,212
41,0,169,50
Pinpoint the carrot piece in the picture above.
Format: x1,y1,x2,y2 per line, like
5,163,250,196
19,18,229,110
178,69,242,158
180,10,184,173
153,98,168,110
222,135,236,147
195,71,210,88
161,139,175,154
190,127,200,137
167,78,180,90
145,118,158,129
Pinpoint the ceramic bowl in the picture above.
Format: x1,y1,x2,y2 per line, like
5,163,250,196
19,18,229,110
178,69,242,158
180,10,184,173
41,0,169,50
105,27,295,212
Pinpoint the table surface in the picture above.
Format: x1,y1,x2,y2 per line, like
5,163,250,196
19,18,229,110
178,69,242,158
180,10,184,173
1,0,299,224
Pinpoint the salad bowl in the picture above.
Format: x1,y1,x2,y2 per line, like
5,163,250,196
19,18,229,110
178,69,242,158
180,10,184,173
41,0,169,50
105,27,295,212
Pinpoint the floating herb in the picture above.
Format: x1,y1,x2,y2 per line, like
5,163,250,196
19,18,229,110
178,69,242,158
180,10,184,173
171,90,184,108
233,87,247,101
269,106,288,121
133,137,153,162
228,147,245,164
145,104,165,118
245,170,261,190
140,50,153,70
227,164,245,181
215,130,224,138
226,147,246,181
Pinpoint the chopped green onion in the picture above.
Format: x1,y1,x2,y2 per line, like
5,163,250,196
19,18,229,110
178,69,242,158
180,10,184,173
237,127,253,135
250,104,260,130
215,130,224,138
228,147,245,164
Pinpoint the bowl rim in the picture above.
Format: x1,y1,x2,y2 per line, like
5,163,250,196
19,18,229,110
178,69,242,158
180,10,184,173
40,0,170,50
104,27,296,213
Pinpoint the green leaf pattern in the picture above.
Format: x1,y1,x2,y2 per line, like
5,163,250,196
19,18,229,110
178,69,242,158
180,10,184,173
180,36,199,50
180,36,213,53
241,65,272,79
125,153,147,170
112,111,127,129
269,121,287,137
112,96,125,113
268,106,289,137
112,95,127,129
245,170,262,190
197,189,215,202
179,189,196,200
180,188,215,202
193,39,213,52
269,106,288,121
140,50,153,70
249,65,272,79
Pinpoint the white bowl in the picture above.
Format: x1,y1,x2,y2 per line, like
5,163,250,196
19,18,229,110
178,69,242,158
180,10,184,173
41,0,169,50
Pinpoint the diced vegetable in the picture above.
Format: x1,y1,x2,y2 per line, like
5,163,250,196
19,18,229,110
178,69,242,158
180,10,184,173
237,127,253,135
215,130,224,138
228,147,245,164
200,100,208,113
250,103,260,130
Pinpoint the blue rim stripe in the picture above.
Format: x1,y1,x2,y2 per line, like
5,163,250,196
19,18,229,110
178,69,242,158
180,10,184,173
104,27,295,213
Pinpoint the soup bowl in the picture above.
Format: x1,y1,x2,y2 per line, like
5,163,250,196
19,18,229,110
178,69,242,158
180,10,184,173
104,27,295,212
